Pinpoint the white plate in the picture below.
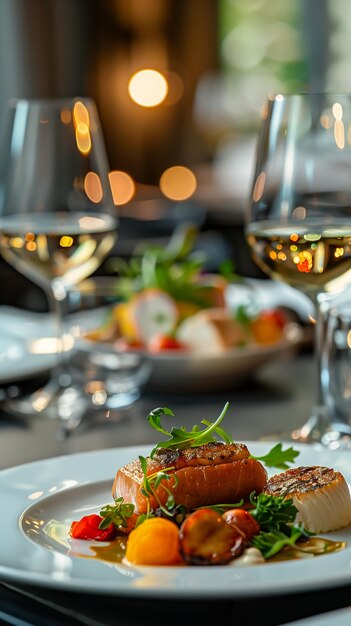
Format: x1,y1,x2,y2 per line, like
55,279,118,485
0,304,301,391
2,442,351,597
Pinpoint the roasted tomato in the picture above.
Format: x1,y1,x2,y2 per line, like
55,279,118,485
179,508,245,565
70,514,116,541
148,334,186,352
222,509,260,542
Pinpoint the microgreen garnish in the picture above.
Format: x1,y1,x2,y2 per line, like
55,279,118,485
138,455,178,523
146,404,300,471
147,403,232,458
99,497,135,530
249,443,300,470
196,500,244,515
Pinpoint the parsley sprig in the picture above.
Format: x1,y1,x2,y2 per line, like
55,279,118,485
99,497,135,530
249,492,298,531
250,444,300,470
248,492,312,559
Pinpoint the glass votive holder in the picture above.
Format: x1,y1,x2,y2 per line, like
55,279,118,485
322,296,351,447
66,277,151,418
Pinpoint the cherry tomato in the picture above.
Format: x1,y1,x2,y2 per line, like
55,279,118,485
222,508,260,542
148,334,186,353
70,514,116,541
251,309,285,345
179,508,244,565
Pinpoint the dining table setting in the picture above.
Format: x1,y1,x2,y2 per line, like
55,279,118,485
2,93,351,626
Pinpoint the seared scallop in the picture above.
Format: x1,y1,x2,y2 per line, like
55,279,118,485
264,466,351,533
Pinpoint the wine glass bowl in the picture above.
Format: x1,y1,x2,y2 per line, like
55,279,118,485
0,98,118,421
246,93,351,443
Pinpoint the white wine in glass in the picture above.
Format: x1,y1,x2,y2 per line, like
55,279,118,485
0,98,117,420
246,93,351,443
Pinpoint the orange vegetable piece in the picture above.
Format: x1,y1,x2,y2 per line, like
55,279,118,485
251,310,285,345
125,518,182,565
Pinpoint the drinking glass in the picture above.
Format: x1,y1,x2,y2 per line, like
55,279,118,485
0,98,117,419
246,93,351,443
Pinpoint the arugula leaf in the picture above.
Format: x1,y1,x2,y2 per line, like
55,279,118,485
148,402,232,458
99,497,135,530
250,443,300,470
251,526,304,559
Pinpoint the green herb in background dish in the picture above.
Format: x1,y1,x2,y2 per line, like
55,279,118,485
146,402,300,470
107,224,231,307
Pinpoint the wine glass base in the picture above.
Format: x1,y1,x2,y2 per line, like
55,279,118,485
291,406,331,444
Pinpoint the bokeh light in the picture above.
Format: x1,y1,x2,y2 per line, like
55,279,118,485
84,172,103,203
128,69,168,107
108,171,135,205
159,166,197,201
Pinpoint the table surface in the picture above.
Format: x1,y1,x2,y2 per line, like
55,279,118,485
1,351,350,626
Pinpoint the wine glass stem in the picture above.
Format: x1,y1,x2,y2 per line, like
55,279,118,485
313,292,333,431
47,279,72,390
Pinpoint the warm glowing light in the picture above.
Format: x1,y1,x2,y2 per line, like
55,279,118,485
26,232,35,241
320,114,331,129
347,330,351,349
26,241,37,251
128,69,168,107
76,122,91,154
252,172,266,202
290,233,299,242
160,166,197,201
276,243,282,250
10,237,24,248
335,247,344,258
333,102,343,120
269,250,277,260
277,252,287,261
84,172,103,203
61,109,72,124
334,119,345,149
108,171,135,205
296,251,313,273
73,101,90,128
290,245,297,252
60,236,74,248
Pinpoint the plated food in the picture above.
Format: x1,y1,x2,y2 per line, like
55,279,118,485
87,225,288,355
69,404,351,567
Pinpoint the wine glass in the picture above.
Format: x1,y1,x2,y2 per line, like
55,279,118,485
246,93,351,443
0,98,117,420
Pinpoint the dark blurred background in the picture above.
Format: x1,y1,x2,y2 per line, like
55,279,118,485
0,0,338,310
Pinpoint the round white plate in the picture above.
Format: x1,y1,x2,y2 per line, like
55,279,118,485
2,443,351,597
